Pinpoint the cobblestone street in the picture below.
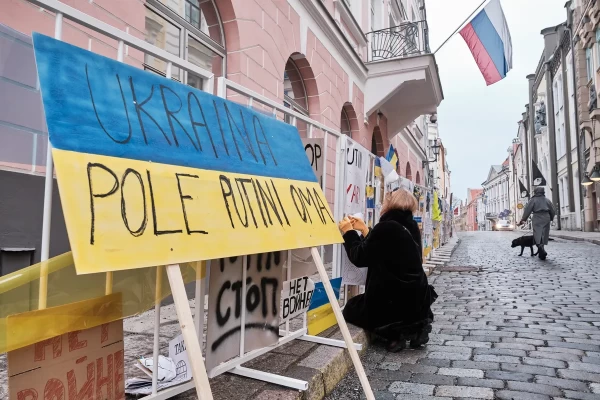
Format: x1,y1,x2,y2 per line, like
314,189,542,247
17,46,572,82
327,231,600,400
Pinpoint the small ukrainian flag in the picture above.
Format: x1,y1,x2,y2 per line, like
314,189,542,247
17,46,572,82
306,277,342,335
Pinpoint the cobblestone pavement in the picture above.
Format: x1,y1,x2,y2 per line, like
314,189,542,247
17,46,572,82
326,231,600,400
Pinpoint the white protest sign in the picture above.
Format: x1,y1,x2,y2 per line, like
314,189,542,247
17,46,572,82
342,141,369,285
280,276,315,322
169,334,192,382
302,138,325,189
205,252,286,372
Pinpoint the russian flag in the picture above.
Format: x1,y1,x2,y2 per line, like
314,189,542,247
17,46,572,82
460,0,512,86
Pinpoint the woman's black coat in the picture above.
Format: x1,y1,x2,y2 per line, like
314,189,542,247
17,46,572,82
342,209,437,338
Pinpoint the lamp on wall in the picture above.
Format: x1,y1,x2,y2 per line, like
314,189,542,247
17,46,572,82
590,165,600,182
582,173,593,186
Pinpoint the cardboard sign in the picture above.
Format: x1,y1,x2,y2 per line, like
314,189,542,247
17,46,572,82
169,334,192,382
307,278,342,335
279,276,315,322
8,321,124,400
205,252,286,371
32,34,342,274
342,141,369,285
302,138,324,189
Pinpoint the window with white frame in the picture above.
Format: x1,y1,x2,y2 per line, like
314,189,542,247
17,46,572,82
562,176,569,209
586,47,594,83
371,0,383,30
144,1,225,91
554,74,566,158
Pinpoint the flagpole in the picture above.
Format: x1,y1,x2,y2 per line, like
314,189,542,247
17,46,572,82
432,0,489,55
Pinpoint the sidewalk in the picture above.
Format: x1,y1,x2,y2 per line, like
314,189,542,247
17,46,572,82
0,263,368,400
550,230,600,245
123,300,367,399
0,242,460,400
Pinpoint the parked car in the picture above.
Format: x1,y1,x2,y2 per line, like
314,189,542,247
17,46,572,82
494,219,514,231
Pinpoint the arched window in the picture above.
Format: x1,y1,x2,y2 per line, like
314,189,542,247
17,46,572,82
341,107,352,137
283,57,309,116
406,162,412,181
371,127,384,156
144,0,225,92
415,171,420,185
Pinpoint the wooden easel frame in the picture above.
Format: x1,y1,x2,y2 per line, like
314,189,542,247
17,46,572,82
149,247,374,400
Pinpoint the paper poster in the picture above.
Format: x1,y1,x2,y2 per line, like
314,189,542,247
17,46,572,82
279,276,315,322
32,33,342,274
205,252,286,372
342,141,369,285
169,334,192,382
8,321,125,400
306,278,342,335
302,138,325,189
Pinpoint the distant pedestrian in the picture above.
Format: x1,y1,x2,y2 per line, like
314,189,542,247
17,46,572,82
518,187,555,260
338,188,437,352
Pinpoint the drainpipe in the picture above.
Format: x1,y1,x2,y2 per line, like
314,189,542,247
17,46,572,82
560,34,576,218
545,61,562,229
527,74,538,190
565,2,586,230
522,108,531,192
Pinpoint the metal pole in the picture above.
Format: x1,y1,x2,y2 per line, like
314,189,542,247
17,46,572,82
239,256,247,357
560,43,576,216
545,63,562,229
432,0,488,54
152,266,163,395
39,12,63,310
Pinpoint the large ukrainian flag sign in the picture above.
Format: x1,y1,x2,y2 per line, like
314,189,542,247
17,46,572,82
33,34,342,274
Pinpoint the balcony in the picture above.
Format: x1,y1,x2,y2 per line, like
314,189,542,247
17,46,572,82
365,21,443,138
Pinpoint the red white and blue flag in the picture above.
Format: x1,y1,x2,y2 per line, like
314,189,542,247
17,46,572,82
460,0,512,86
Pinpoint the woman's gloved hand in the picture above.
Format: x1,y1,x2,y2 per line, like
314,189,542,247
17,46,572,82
338,217,353,234
350,217,369,237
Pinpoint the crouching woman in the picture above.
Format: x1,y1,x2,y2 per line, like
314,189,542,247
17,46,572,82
339,188,437,352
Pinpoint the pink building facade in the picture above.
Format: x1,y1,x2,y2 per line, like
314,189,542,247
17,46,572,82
466,188,482,232
0,0,442,266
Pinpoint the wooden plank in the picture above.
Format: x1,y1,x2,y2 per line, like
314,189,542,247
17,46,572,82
310,248,374,400
166,264,214,400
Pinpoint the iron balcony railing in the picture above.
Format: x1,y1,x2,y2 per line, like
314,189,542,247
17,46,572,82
366,20,430,62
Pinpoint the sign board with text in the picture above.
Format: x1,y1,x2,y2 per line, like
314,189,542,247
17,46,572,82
8,321,124,400
205,252,286,372
280,276,315,322
302,138,324,188
342,141,369,285
32,34,342,274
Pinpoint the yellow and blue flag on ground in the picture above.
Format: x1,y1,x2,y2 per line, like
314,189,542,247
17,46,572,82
306,277,342,335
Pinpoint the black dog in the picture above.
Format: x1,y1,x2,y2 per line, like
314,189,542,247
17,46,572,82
511,236,554,256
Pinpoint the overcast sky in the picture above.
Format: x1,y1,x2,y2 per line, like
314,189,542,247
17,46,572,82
426,0,567,203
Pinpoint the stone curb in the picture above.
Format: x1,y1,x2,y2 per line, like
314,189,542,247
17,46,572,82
550,233,600,246
425,238,460,274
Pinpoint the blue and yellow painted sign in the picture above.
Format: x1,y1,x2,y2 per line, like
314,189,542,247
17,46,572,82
306,277,342,335
33,34,342,274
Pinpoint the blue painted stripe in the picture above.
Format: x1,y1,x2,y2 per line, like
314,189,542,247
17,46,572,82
32,33,317,183
308,277,342,310
470,10,508,77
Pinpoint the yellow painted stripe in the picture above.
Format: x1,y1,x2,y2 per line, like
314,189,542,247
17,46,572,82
6,293,122,353
307,304,338,336
53,149,343,274
0,255,202,353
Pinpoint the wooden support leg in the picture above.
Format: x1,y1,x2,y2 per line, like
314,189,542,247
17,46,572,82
310,248,374,400
166,264,214,400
